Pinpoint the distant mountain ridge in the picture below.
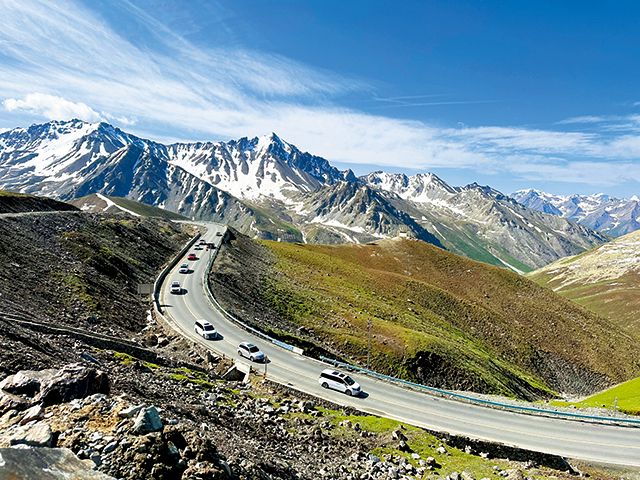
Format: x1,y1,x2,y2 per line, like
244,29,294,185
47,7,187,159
0,119,611,270
512,189,640,237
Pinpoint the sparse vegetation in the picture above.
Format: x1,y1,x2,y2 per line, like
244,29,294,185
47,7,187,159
211,229,640,400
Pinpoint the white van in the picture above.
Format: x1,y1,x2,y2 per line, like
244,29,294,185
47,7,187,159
318,369,361,396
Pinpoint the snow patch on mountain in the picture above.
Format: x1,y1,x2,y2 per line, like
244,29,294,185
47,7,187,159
513,189,640,236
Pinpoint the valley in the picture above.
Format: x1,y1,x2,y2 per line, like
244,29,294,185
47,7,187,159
1,192,640,478
0,120,612,272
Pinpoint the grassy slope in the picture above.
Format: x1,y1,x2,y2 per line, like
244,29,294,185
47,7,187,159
549,376,640,416
254,237,640,400
527,229,640,340
107,196,188,220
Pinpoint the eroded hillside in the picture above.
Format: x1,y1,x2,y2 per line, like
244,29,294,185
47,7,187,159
210,229,640,400
527,229,640,340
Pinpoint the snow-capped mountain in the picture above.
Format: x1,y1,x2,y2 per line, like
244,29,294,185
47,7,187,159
0,120,348,202
0,120,612,271
512,189,640,237
361,172,611,272
291,181,443,245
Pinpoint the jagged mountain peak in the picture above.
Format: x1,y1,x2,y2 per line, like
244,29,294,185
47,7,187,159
513,189,640,237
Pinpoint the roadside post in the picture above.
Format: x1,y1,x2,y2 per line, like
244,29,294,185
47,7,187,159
264,355,269,377
367,317,372,370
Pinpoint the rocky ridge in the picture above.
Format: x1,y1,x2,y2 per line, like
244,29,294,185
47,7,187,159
0,120,612,272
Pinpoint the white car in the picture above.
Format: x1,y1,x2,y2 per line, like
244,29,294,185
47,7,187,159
170,281,181,294
179,263,189,274
194,320,218,340
237,342,264,362
319,369,361,396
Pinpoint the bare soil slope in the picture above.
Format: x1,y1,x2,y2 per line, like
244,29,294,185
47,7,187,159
210,229,640,400
0,190,78,214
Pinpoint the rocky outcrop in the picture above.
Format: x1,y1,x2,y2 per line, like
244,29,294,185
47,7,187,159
0,364,108,414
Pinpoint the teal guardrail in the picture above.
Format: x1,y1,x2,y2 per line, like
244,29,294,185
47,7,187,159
203,226,301,355
320,356,640,426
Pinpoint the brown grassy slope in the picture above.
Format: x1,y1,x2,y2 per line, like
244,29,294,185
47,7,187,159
0,211,192,347
210,230,640,400
527,229,640,340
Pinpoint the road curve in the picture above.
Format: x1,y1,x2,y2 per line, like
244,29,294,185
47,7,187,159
159,222,640,467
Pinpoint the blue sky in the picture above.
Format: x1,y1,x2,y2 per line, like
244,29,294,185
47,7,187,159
1,0,640,198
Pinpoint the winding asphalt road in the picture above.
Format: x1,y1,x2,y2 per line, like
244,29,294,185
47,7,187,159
159,223,640,467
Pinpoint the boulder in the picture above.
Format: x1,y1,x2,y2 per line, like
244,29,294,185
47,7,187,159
19,404,44,425
0,390,31,415
0,447,117,479
8,421,53,447
133,406,163,434
118,404,145,419
0,369,57,397
35,364,109,407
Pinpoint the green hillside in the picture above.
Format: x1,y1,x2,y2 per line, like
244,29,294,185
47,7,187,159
210,230,640,400
527,229,640,340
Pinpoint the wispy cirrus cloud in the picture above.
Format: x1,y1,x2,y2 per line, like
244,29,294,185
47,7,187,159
0,0,639,193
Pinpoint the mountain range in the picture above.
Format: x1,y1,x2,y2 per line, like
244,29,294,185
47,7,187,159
0,119,612,271
512,189,640,237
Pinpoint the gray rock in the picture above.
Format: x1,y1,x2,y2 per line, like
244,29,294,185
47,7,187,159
436,446,447,455
0,369,57,397
133,406,163,434
19,404,44,425
0,390,31,415
388,466,399,479
9,421,53,447
411,453,421,460
118,404,145,419
449,472,461,480
89,451,102,467
35,364,109,407
0,447,117,479
368,454,381,463
462,470,475,480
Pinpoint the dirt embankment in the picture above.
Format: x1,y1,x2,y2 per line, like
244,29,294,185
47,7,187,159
0,210,193,375
0,191,78,214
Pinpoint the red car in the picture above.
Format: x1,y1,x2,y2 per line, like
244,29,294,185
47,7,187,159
187,253,197,261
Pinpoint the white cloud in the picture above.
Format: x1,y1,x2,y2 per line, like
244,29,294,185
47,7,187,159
0,0,639,194
3,93,102,122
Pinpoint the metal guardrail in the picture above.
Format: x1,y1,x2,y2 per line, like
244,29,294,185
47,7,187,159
320,356,640,426
203,227,303,356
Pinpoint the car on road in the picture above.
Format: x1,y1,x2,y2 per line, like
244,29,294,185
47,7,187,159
216,231,222,236
187,253,197,261
319,369,361,396
237,342,264,362
199,239,207,245
194,320,218,340
170,281,182,294
179,263,189,274
194,244,202,250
